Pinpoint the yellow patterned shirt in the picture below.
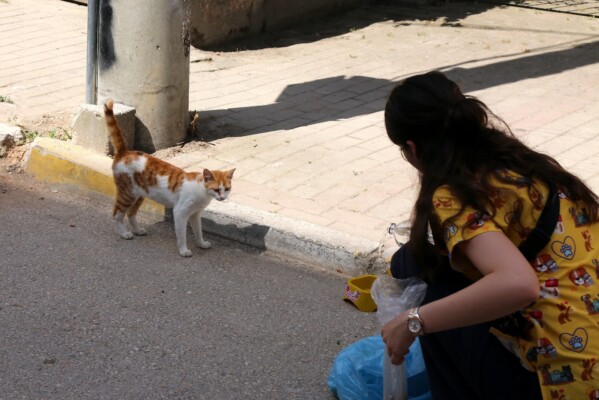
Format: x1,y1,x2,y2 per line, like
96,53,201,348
433,170,599,400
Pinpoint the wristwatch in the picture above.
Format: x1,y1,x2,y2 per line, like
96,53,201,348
407,307,425,336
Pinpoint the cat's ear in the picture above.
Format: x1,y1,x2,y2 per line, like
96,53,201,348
225,168,236,179
203,169,214,182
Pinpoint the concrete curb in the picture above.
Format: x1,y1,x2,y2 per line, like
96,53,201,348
25,137,165,216
25,137,384,275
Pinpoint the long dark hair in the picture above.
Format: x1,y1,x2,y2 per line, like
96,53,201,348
385,71,598,278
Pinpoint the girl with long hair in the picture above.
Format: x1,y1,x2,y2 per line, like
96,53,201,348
382,71,599,399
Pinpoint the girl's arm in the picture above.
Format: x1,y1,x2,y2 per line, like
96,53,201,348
381,231,539,364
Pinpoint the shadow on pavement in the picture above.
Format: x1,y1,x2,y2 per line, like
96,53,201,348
205,1,500,52
442,40,599,92
196,37,599,141
196,75,393,140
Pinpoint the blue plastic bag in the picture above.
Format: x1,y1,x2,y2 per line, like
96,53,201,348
327,335,431,400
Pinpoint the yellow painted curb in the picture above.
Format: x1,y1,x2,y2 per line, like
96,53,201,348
25,137,165,217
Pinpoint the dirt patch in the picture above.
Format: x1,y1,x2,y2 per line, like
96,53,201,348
151,112,238,159
15,113,73,142
0,144,28,174
152,139,212,159
0,113,73,173
1,110,220,167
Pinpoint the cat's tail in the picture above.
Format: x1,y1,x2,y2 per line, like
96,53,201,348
104,99,127,158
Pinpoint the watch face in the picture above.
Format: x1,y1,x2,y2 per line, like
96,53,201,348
408,318,421,334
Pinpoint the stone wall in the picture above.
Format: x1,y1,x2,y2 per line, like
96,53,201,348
190,0,371,48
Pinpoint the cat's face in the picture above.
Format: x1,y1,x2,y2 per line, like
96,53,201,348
203,168,235,201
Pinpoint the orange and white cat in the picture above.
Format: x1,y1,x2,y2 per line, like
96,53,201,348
104,99,235,257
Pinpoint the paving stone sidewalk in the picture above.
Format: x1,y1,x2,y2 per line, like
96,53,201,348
1,0,599,267
486,0,599,18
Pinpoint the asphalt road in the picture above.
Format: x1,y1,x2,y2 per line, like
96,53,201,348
0,172,379,400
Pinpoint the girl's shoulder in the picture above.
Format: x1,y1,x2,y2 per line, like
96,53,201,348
433,169,548,202
432,170,549,240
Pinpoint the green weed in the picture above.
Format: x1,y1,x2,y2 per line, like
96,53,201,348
24,130,40,143
48,129,72,141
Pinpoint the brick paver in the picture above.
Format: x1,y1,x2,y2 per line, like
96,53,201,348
1,0,598,260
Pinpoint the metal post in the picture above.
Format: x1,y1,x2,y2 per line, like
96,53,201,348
96,0,191,153
85,0,99,104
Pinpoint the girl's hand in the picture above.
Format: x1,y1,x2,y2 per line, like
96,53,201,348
381,311,416,365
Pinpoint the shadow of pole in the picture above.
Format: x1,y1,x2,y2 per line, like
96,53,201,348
444,40,599,93
196,75,394,141
195,39,599,141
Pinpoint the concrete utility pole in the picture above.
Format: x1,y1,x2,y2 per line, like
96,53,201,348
96,0,191,153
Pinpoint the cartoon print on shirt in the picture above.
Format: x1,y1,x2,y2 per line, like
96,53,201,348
465,212,489,231
504,199,523,225
554,215,565,234
489,187,507,209
549,388,568,400
532,254,559,274
582,230,594,252
551,388,568,400
541,278,560,298
569,206,590,227
552,236,576,260
527,309,544,328
581,358,595,381
536,337,559,358
496,169,529,188
568,267,594,288
433,196,453,208
539,364,575,385
559,327,588,353
503,198,532,238
529,184,545,210
557,302,573,325
580,294,599,315
434,175,599,399
444,223,457,241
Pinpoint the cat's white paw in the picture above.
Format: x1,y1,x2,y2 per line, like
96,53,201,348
134,227,147,236
198,240,211,249
120,231,134,240
179,248,193,257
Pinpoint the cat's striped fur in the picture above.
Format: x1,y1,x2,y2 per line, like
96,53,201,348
104,99,235,257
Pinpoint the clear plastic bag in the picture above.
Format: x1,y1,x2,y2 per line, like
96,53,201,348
371,275,427,400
